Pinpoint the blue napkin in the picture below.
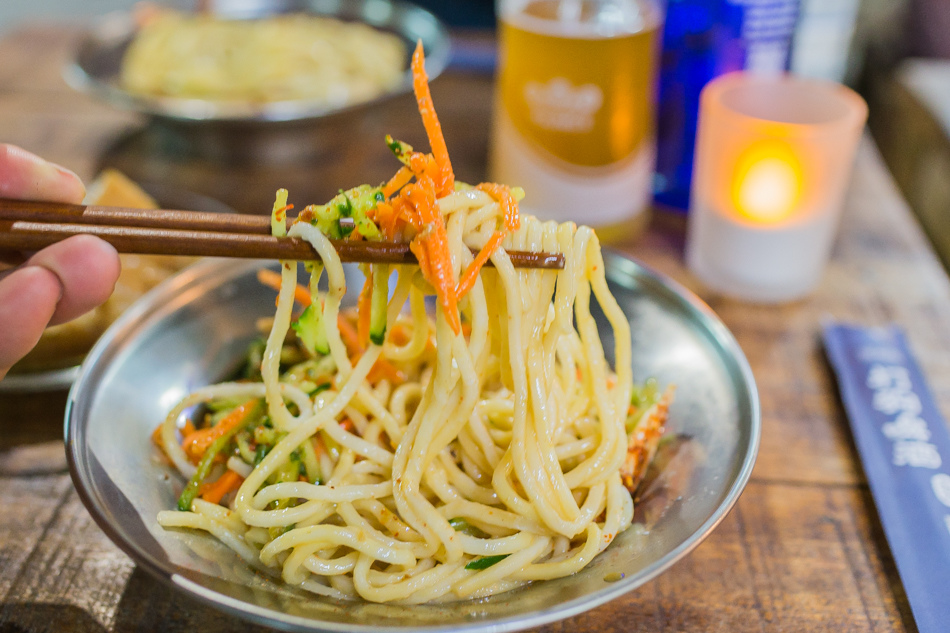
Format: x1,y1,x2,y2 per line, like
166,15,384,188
823,323,950,633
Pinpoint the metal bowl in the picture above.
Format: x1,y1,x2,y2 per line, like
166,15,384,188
65,253,759,632
64,0,451,124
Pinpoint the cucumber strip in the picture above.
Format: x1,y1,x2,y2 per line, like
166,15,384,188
254,443,271,466
312,186,382,240
289,450,306,477
206,396,252,412
235,432,256,464
309,264,330,354
292,306,320,355
270,456,300,485
465,554,509,570
385,135,413,166
264,461,300,539
449,517,489,538
369,265,390,345
300,437,323,484
271,189,288,237
292,264,329,356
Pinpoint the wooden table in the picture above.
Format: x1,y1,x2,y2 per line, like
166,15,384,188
0,25,940,633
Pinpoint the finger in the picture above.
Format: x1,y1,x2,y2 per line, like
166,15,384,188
0,144,85,204
26,235,120,326
0,265,61,379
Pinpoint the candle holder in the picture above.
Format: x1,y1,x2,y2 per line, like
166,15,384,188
685,72,868,303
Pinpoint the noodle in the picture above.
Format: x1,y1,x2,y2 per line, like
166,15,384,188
155,43,672,603
121,10,405,107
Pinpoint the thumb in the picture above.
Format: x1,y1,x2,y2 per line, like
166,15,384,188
0,266,62,379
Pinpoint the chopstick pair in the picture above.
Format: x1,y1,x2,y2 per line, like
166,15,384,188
0,198,564,269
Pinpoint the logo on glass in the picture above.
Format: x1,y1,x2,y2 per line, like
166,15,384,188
524,78,603,133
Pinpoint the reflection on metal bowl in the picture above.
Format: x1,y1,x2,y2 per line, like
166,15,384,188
66,252,759,632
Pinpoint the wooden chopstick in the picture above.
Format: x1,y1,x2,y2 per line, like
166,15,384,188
0,198,271,233
0,198,565,270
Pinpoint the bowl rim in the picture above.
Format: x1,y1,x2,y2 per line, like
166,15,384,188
63,0,452,124
65,252,760,632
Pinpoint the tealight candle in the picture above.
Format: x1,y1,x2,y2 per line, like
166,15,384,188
685,72,868,302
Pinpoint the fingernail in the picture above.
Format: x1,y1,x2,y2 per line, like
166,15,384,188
0,144,86,204
32,156,86,203
53,163,80,180
53,164,86,198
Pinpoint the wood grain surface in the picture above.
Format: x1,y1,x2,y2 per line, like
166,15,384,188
0,25,938,633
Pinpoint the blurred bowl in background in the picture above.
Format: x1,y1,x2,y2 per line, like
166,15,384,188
64,0,451,125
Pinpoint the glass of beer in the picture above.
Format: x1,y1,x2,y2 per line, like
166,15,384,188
490,0,662,242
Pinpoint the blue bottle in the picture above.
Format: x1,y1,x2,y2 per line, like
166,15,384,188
653,0,799,211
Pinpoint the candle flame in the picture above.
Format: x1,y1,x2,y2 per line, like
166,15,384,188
732,147,802,224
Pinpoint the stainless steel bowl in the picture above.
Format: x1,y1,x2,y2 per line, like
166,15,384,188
64,0,451,124
65,253,760,632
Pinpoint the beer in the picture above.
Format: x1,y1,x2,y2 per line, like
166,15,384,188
491,0,661,241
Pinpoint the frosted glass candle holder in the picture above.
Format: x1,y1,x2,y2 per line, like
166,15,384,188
685,72,868,303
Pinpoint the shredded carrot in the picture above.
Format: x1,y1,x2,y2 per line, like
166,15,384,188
410,225,460,334
390,322,411,345
151,423,164,448
152,420,195,455
409,235,428,277
383,166,413,198
477,183,520,231
393,196,424,233
198,470,244,505
339,418,354,433
411,41,454,197
337,312,406,384
457,230,504,300
311,436,326,459
403,179,461,335
367,357,407,385
374,201,395,240
408,152,439,180
336,314,363,355
257,269,312,306
357,271,373,347
253,43,464,348
454,184,521,300
182,399,261,462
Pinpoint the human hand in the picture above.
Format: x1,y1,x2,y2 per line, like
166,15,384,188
0,144,121,379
